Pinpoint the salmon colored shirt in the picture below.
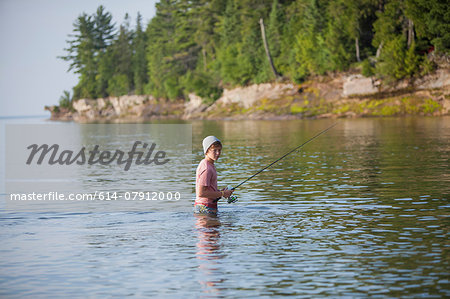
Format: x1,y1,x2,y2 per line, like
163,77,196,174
195,158,218,209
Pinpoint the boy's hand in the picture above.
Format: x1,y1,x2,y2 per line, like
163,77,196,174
223,189,234,198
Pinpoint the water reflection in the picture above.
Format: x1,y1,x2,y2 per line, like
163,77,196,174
195,214,225,296
1,117,449,297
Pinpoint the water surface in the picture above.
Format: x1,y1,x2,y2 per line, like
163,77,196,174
1,117,449,297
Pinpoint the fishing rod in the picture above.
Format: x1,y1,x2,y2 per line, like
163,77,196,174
226,122,338,203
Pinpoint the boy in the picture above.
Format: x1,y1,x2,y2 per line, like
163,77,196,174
194,136,233,215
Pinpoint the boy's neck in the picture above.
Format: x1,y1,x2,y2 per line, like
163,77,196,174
205,156,215,164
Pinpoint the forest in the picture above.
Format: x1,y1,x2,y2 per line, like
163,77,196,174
59,0,449,107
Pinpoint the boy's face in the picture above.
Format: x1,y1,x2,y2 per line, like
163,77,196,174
206,144,222,161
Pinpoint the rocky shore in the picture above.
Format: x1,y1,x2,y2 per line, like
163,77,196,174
46,68,450,122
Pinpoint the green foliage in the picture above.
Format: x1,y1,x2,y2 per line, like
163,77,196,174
376,36,422,80
404,41,421,76
108,74,129,97
290,103,308,114
325,0,353,71
110,14,134,92
372,0,403,50
406,0,450,53
145,0,202,99
401,96,420,114
421,98,441,114
331,96,442,116
420,55,436,76
60,1,449,104
133,13,147,95
59,90,72,108
362,59,375,77
292,0,330,79
267,0,284,71
60,6,115,99
180,71,222,104
217,43,253,86
163,77,181,100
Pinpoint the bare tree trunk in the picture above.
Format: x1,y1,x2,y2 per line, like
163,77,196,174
376,42,383,59
259,18,281,79
407,18,415,48
355,37,361,62
202,47,207,72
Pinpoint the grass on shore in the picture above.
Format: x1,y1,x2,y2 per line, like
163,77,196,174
205,94,443,118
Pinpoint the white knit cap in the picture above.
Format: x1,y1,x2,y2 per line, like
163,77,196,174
202,136,221,154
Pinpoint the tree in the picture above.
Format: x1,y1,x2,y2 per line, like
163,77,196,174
405,0,449,53
133,13,148,95
372,0,405,55
267,0,285,73
260,18,281,79
59,90,72,108
145,0,184,99
292,0,330,80
109,14,134,94
60,5,115,99
60,1,444,104
325,0,353,71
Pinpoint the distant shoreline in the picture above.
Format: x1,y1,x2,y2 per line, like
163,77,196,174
46,69,450,122
0,114,49,119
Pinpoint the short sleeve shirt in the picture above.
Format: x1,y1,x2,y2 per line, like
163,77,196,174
195,159,218,208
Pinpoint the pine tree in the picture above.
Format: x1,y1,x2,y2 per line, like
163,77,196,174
405,0,449,53
267,0,285,72
109,13,134,96
292,0,329,80
133,13,148,95
60,1,444,103
325,0,353,71
145,0,176,98
60,5,115,99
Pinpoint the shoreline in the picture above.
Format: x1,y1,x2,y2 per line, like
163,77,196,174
46,69,450,122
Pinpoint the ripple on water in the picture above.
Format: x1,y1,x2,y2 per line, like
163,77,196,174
2,118,450,297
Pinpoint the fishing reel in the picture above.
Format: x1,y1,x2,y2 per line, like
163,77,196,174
226,185,238,204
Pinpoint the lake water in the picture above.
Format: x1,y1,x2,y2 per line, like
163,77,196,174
1,116,449,297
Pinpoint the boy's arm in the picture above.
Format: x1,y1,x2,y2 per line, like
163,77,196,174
198,186,233,199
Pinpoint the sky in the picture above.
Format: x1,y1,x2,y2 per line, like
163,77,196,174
0,0,157,117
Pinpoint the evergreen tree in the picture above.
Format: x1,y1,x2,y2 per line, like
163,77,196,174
108,13,134,96
96,49,114,97
267,0,285,73
292,0,330,80
60,1,447,103
405,0,449,53
325,0,353,71
133,13,148,95
215,0,244,85
145,0,180,99
60,5,115,99
372,0,405,51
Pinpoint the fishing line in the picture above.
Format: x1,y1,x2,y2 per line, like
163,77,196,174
231,122,338,191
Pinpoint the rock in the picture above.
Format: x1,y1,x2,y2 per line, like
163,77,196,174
416,69,450,90
47,67,450,122
108,95,149,116
215,83,297,109
184,93,209,119
45,105,73,121
441,97,450,115
129,104,147,117
72,99,96,113
97,98,108,110
343,75,378,97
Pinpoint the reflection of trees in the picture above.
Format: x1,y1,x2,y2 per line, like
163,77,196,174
195,214,225,296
